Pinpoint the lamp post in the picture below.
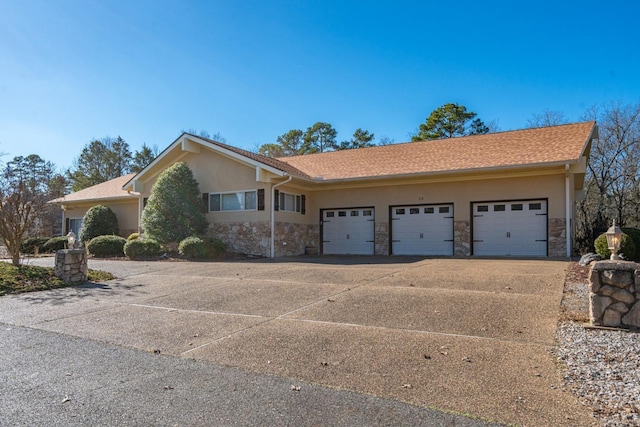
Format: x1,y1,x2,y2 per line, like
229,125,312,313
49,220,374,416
66,231,77,250
606,219,623,260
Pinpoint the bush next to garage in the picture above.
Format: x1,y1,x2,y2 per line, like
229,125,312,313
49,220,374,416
123,238,162,259
594,232,637,260
179,236,225,260
87,235,127,257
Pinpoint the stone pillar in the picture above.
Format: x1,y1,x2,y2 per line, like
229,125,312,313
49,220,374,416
55,249,88,282
589,260,640,329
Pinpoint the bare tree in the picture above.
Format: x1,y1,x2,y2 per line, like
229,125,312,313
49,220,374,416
575,101,640,252
526,110,568,128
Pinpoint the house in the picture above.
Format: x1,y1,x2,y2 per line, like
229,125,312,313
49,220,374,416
51,121,596,258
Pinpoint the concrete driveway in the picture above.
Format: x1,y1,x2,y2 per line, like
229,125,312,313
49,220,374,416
0,256,596,426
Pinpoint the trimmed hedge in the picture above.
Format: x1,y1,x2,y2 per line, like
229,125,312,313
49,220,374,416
127,233,140,241
80,205,119,242
87,235,127,257
594,232,636,260
124,239,162,259
21,237,51,254
42,236,68,252
178,236,225,260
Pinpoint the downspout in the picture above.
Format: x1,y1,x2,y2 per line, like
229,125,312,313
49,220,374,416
271,176,292,258
565,164,571,258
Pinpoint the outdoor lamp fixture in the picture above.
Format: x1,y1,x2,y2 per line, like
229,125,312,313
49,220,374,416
66,231,76,249
606,219,623,260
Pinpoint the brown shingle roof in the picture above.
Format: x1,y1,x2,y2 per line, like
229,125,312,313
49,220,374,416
50,173,137,204
279,121,595,180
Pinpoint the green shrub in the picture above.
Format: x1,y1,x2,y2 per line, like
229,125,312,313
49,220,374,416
178,236,225,259
127,233,140,241
594,232,637,260
141,162,208,243
622,228,640,260
21,237,50,254
87,235,127,257
124,239,162,259
42,236,68,252
79,205,119,242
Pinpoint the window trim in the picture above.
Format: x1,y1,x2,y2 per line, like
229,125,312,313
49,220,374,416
208,189,258,212
277,190,304,214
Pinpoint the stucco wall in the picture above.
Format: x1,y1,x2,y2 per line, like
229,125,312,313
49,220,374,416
62,199,139,238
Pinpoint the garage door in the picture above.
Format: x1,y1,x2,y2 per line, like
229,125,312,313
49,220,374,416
472,200,547,256
391,204,454,255
322,208,375,255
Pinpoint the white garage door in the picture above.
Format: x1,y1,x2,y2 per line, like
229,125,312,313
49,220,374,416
391,204,454,255
322,208,375,255
472,200,547,257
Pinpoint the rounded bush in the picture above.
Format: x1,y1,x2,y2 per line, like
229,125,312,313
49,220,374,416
124,239,162,259
87,235,127,257
179,236,208,259
594,232,636,260
127,233,140,241
179,236,225,259
21,237,50,254
79,205,119,242
42,236,68,252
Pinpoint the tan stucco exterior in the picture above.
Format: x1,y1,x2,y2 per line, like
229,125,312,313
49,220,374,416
53,125,594,258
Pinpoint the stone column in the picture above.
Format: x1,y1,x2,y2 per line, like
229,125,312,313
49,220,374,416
589,260,640,329
55,249,88,282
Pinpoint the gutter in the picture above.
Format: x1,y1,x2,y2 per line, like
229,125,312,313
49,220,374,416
565,164,571,257
270,176,292,258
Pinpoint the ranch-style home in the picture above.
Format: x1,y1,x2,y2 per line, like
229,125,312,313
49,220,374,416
51,121,596,259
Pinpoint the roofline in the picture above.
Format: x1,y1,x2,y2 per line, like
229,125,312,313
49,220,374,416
309,159,581,184
122,133,290,190
49,194,138,205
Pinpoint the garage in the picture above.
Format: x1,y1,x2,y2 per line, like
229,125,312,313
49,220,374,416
321,208,375,255
472,200,547,257
390,204,454,255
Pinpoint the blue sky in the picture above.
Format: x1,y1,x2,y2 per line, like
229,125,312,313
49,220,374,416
1,0,639,171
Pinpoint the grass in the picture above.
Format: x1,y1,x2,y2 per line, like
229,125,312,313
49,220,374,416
0,262,115,296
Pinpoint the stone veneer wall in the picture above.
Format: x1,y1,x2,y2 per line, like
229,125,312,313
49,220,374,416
211,221,318,258
54,249,88,282
375,222,389,255
454,220,470,256
212,221,271,257
589,260,640,329
548,218,567,257
274,222,319,257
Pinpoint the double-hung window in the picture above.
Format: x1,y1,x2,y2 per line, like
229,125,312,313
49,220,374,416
209,190,258,212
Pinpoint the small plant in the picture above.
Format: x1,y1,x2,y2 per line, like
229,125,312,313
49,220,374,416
42,236,68,252
124,238,162,259
594,233,636,260
21,237,50,254
79,205,119,242
178,236,225,259
127,232,140,241
87,235,127,257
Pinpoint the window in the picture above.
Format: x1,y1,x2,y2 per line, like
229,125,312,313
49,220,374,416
410,208,419,214
326,211,335,218
68,218,83,236
277,191,304,213
395,208,405,215
209,190,257,212
363,210,372,216
529,202,542,210
511,203,523,211
439,206,450,214
338,211,347,217
351,210,359,216
425,207,434,214
477,205,489,212
494,204,506,212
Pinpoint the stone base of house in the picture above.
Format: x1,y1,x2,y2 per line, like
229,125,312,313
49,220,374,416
375,222,389,255
454,220,470,257
211,221,319,258
548,218,567,257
